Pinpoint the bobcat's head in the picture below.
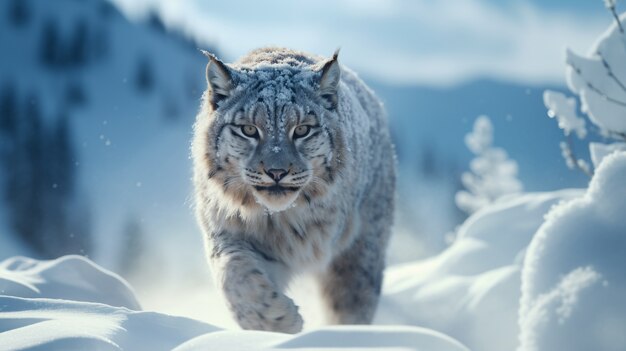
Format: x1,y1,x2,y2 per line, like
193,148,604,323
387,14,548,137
196,49,343,213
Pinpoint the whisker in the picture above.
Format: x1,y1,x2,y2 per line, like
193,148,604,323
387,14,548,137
223,177,243,188
309,176,327,186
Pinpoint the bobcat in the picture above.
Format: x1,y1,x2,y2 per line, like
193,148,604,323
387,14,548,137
192,47,395,333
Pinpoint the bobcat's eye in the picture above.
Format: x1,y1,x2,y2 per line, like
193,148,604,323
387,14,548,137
241,125,259,138
293,125,311,139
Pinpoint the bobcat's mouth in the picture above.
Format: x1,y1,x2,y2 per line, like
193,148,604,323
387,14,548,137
252,184,301,212
253,184,300,195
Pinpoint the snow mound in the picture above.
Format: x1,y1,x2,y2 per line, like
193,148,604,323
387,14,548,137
589,142,626,168
0,255,140,309
519,151,626,351
175,326,470,351
0,296,217,351
0,254,470,350
377,189,582,351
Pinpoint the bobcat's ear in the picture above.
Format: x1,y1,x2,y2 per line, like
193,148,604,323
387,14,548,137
317,49,341,110
201,50,234,109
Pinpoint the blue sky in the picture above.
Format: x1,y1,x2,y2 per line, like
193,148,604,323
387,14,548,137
112,0,616,86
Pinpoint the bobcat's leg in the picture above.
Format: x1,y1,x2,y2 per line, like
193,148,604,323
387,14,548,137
318,233,387,324
209,232,303,333
319,151,395,324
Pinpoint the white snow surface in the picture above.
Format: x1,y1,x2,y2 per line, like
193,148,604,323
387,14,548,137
2,160,624,351
0,256,139,310
589,141,626,168
3,157,626,351
0,255,469,351
175,326,469,351
378,189,582,351
519,151,626,351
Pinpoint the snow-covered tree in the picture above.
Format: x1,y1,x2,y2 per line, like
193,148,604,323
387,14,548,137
455,115,522,214
135,56,155,93
117,215,147,279
39,19,61,67
544,5,626,173
0,84,18,138
7,0,32,28
68,19,89,66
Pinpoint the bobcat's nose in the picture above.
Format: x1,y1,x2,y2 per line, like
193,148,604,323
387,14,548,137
265,168,288,182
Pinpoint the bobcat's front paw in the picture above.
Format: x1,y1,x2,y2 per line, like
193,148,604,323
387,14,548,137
225,273,303,333
231,289,303,334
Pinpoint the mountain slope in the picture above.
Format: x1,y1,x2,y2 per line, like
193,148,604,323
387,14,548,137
0,0,214,274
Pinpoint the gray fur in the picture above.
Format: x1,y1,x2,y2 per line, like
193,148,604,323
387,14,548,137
192,47,396,333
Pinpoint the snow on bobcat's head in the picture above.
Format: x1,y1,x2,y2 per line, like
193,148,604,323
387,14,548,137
194,48,343,213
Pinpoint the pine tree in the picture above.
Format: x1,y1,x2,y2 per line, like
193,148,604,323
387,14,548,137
455,116,522,214
65,81,87,107
68,20,88,66
162,92,180,121
39,19,61,67
135,56,155,93
0,84,18,137
0,84,19,226
1,93,90,257
118,215,146,279
45,113,84,256
147,12,166,34
92,27,110,61
418,144,438,178
9,94,46,253
8,0,31,27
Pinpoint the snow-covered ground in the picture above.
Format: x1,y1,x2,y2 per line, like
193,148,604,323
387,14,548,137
2,152,625,350
377,189,582,351
0,256,468,351
519,151,626,351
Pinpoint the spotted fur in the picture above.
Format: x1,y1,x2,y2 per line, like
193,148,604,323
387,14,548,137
192,47,396,333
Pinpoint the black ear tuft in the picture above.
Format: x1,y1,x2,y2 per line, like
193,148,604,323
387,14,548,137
200,49,233,109
318,49,341,110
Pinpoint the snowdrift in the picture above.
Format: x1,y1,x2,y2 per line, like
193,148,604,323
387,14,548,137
377,189,582,351
519,151,626,351
1,152,624,350
379,151,626,351
0,256,468,351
